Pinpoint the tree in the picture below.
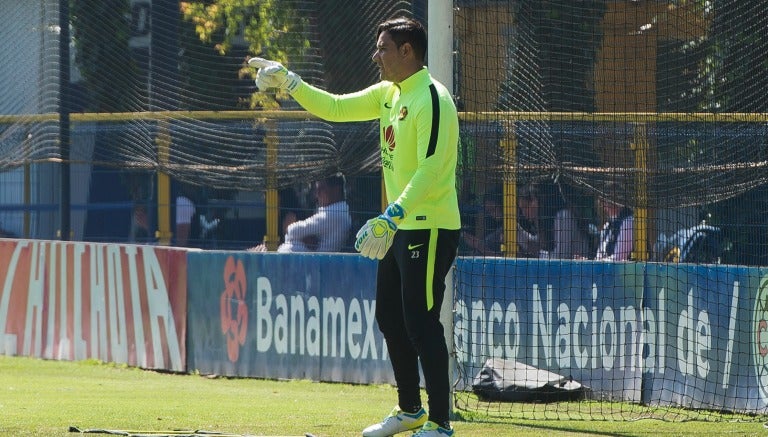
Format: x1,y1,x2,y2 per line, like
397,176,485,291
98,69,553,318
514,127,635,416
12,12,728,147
180,0,309,109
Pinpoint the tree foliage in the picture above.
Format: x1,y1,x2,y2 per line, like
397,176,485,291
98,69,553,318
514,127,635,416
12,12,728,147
180,0,309,108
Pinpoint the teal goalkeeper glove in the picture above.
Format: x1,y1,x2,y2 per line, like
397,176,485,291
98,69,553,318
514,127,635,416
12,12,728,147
248,57,302,93
355,203,406,260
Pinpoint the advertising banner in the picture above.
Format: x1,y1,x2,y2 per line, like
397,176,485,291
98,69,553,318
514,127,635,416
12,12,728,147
643,263,768,413
454,258,645,399
454,257,768,413
186,252,394,384
0,239,187,371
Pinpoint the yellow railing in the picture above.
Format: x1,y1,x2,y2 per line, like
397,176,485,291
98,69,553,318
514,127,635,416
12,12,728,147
3,110,768,256
3,110,768,124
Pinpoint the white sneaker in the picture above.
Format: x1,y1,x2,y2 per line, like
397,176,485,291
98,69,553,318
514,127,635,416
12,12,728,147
412,420,454,436
361,406,428,437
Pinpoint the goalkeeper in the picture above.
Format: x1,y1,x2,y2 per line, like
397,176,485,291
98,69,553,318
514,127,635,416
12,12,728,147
250,17,460,437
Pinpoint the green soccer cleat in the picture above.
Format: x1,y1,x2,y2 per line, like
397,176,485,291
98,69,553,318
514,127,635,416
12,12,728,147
412,420,454,436
361,406,428,437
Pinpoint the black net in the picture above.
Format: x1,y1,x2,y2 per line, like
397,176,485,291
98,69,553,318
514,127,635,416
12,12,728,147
452,0,768,423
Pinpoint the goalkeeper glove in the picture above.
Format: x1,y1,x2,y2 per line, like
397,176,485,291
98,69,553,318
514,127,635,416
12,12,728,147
355,203,406,260
248,57,302,93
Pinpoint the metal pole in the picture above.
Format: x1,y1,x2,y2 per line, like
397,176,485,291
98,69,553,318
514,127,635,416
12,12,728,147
59,0,71,241
427,1,454,92
150,0,180,243
264,121,279,251
502,136,518,258
156,120,172,245
428,0,456,421
632,123,650,261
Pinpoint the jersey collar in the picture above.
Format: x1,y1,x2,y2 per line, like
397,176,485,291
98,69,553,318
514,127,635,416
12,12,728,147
395,67,431,94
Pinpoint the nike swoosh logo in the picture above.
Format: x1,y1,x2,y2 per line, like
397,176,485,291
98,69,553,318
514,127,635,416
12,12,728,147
384,102,392,108
407,243,424,250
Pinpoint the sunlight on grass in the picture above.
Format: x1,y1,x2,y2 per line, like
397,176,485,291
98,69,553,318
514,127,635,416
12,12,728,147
1,356,765,436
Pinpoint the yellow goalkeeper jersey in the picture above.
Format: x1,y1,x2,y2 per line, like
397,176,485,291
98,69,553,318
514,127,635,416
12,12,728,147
291,67,461,230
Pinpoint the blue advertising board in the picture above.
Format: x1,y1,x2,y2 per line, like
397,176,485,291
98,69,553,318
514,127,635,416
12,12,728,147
454,258,645,400
453,257,768,414
642,263,768,412
186,252,395,384
183,249,768,414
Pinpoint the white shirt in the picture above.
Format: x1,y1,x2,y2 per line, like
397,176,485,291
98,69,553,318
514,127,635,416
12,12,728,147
596,214,634,261
552,208,590,259
277,201,352,253
175,196,195,225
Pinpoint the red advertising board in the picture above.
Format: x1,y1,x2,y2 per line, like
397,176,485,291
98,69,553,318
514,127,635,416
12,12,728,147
0,239,187,371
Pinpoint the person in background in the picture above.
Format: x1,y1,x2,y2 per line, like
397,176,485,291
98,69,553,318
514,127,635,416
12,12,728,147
550,185,591,259
249,174,351,253
461,189,504,256
595,188,634,261
129,204,151,243
175,188,196,247
462,183,550,258
516,183,543,258
277,186,303,244
278,173,351,252
249,16,460,436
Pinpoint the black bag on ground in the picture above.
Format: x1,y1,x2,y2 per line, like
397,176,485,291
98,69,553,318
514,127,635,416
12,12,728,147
471,358,589,402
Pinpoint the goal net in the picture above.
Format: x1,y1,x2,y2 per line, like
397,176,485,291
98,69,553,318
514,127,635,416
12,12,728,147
452,0,768,422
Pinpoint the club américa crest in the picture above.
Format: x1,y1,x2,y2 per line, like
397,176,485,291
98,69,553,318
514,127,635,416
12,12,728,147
753,275,768,400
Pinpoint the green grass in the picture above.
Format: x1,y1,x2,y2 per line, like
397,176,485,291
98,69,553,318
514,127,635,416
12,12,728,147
0,355,765,436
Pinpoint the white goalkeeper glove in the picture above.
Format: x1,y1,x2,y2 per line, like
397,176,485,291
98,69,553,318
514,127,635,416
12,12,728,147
355,203,406,260
248,57,302,93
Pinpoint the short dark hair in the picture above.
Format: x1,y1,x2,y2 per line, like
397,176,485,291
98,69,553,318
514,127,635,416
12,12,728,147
377,17,427,62
318,173,347,199
323,172,346,189
518,183,540,201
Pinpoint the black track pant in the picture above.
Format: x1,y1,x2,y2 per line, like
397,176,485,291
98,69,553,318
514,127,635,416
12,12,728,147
375,228,459,427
